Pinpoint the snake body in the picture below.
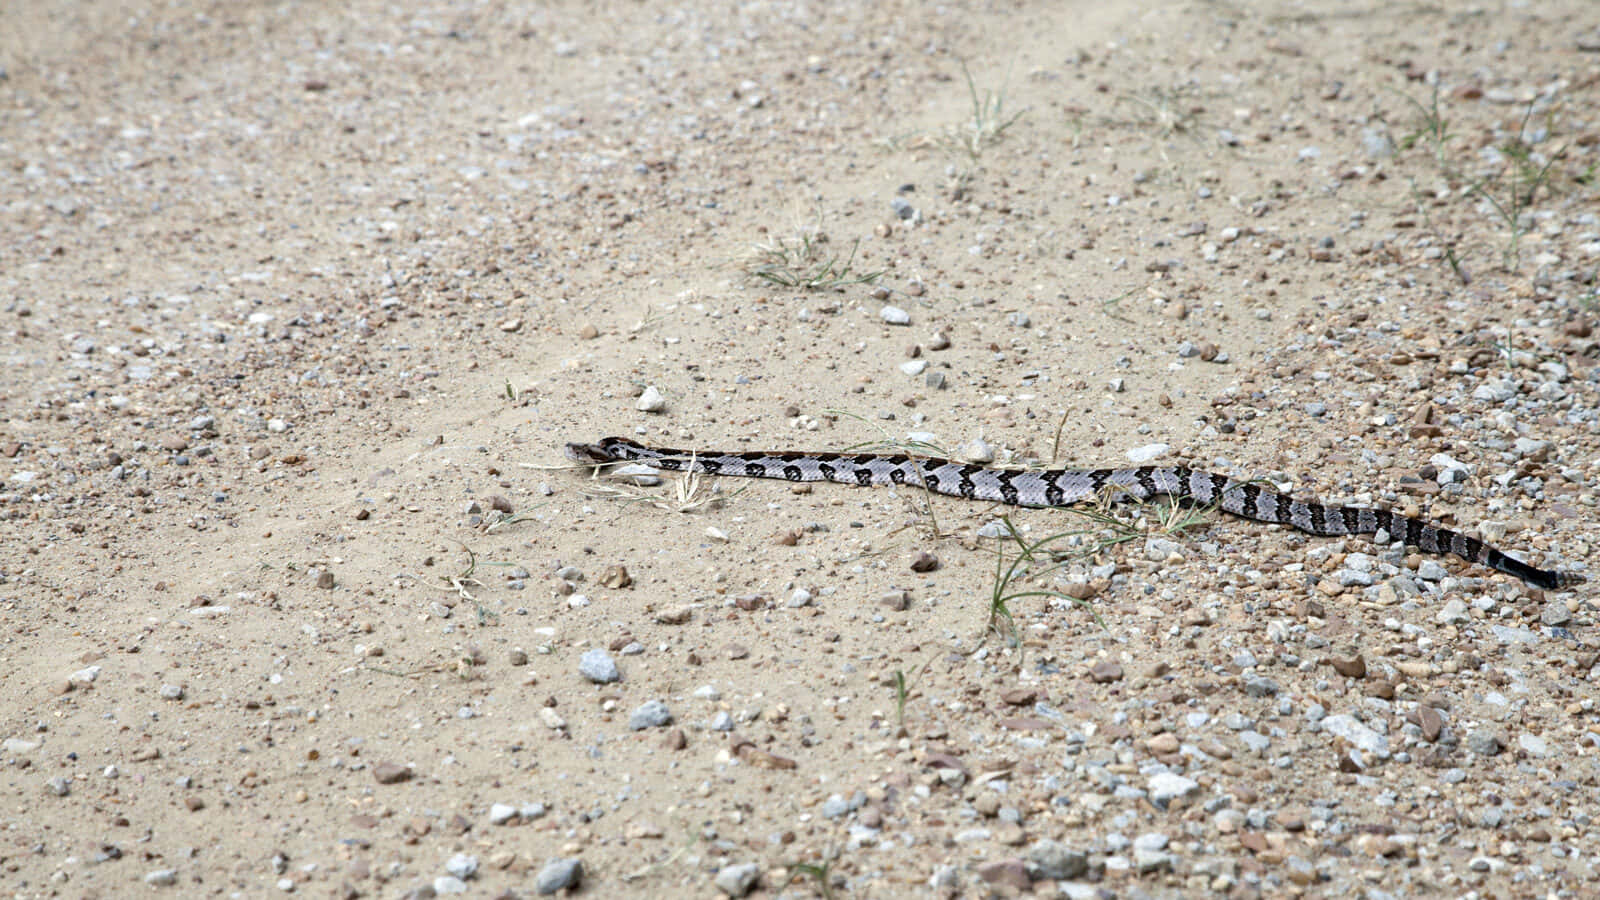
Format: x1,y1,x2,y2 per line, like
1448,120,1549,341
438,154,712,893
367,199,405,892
566,436,1581,590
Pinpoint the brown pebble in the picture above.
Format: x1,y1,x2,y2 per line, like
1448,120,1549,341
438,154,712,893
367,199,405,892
976,858,1030,889
598,565,632,588
1001,688,1040,706
909,551,939,573
184,796,205,811
249,446,271,460
772,529,801,546
579,323,600,339
1199,342,1219,361
1239,831,1268,853
1415,705,1444,742
354,508,370,521
1089,661,1124,683
654,605,694,625
734,594,768,611
1367,679,1395,700
1061,581,1101,601
1562,318,1592,338
906,281,926,297
488,495,513,514
1329,654,1366,678
1146,733,1180,754
373,762,412,784
316,571,335,590
160,435,189,452
879,590,911,611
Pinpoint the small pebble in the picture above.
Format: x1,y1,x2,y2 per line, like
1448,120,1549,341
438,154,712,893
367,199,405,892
579,648,621,683
445,853,478,880
629,700,673,730
880,306,910,325
535,858,583,895
373,762,411,784
714,861,761,897
636,386,667,413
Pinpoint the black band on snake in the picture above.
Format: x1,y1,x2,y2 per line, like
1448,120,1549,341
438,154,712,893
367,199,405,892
566,436,1583,591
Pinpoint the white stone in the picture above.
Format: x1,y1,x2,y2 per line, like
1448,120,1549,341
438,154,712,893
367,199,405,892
1126,443,1170,463
636,386,666,413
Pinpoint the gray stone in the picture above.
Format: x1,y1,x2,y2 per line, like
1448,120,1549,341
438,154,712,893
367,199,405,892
1518,733,1549,757
629,700,673,730
1361,126,1396,159
1320,714,1390,758
1436,599,1470,625
1467,730,1505,756
1244,676,1280,697
1026,839,1088,880
1145,537,1186,561
535,858,583,895
445,853,478,880
1148,771,1199,807
1513,438,1552,460
713,861,761,897
1490,625,1541,646
578,648,620,683
821,793,850,819
1416,560,1449,581
1133,833,1169,852
1541,602,1572,627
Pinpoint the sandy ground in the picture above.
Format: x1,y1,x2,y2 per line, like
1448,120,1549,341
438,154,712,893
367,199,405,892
5,1,1600,897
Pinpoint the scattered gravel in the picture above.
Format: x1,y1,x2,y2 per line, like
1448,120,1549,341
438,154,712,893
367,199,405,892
7,5,1596,900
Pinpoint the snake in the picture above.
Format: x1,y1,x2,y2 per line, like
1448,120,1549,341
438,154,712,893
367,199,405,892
565,436,1582,590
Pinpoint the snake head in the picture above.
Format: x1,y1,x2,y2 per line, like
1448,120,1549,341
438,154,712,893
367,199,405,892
564,442,616,465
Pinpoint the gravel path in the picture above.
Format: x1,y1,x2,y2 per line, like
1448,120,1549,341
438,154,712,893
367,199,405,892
3,1,1598,897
